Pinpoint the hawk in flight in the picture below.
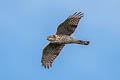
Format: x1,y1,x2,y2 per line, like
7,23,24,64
41,12,90,69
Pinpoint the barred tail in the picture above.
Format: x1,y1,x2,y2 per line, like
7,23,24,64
76,40,90,45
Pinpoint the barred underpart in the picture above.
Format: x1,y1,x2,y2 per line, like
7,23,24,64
50,35,78,44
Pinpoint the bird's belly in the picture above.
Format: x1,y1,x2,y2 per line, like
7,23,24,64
50,36,76,44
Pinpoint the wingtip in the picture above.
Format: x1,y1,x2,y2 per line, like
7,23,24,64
72,12,84,18
72,12,77,15
77,12,84,16
42,65,52,69
42,62,52,69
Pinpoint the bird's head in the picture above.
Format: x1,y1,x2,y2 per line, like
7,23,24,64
47,35,56,41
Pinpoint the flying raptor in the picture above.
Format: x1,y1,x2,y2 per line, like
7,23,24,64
41,12,90,69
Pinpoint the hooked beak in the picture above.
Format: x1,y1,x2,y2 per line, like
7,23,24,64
47,37,49,40
47,36,53,41
47,37,50,40
47,35,56,41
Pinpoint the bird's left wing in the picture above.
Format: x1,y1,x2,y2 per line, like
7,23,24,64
56,12,84,36
41,43,65,69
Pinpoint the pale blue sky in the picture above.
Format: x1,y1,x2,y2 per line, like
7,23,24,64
0,0,120,80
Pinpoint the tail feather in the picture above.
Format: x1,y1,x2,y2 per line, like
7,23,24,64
76,40,90,45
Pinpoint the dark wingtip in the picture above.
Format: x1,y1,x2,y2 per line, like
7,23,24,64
42,63,52,69
72,12,77,15
72,12,84,18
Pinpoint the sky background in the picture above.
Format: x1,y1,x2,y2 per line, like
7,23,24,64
0,0,120,80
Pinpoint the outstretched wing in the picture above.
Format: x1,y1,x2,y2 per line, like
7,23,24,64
56,12,83,36
41,43,65,69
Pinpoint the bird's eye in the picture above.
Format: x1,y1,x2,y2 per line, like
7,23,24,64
52,35,56,38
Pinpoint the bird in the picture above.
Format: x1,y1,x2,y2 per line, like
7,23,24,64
41,12,90,69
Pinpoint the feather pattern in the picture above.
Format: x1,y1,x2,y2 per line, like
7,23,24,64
41,43,65,69
56,12,83,36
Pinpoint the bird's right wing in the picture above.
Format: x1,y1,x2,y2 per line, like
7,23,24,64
41,43,65,69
